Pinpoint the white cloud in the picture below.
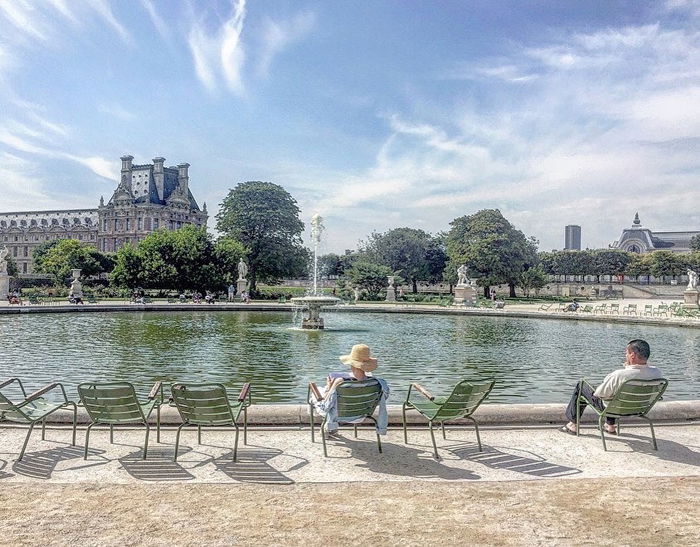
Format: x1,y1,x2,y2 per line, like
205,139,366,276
257,11,316,78
89,0,131,46
140,0,170,42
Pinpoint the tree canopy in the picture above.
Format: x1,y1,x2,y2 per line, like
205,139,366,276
216,181,307,293
446,209,537,297
33,239,113,284
361,227,446,293
346,261,392,299
111,225,246,292
690,234,700,253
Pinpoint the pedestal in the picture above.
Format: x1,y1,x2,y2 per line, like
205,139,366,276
236,279,248,300
385,287,396,302
0,274,9,300
454,284,478,307
683,289,699,309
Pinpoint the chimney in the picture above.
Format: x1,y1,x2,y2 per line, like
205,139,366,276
177,163,190,199
153,157,165,201
120,155,134,192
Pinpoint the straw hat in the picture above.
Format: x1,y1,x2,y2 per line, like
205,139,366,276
339,344,378,372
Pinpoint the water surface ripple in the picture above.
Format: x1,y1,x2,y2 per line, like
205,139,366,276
0,311,697,404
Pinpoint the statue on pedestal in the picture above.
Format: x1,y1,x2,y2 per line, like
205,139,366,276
688,269,698,290
457,264,468,286
0,245,8,275
237,259,248,281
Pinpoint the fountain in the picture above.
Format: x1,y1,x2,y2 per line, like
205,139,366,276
291,214,340,329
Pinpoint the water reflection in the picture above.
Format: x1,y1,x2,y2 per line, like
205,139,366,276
0,311,697,404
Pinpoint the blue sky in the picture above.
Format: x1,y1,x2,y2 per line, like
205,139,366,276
1,0,699,253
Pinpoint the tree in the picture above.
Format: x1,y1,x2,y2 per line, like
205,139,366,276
32,239,60,272
592,250,632,281
110,243,144,289
33,239,111,284
6,255,18,277
647,251,686,280
519,265,548,297
216,181,306,293
346,261,392,299
361,228,446,293
690,234,700,252
446,209,538,298
625,253,652,283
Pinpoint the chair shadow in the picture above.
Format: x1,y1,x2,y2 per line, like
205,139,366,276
119,446,195,481
0,458,14,479
12,446,108,480
447,443,582,477
577,428,700,466
325,434,482,480
213,445,305,484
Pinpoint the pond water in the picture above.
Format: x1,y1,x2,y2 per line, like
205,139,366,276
0,310,697,404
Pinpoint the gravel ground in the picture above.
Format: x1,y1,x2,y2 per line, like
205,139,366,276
1,477,699,545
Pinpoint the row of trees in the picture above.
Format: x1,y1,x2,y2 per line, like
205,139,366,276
18,179,699,298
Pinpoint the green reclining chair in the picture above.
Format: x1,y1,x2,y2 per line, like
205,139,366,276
0,378,77,460
403,379,495,459
170,382,251,462
576,378,668,451
308,379,384,457
78,381,163,460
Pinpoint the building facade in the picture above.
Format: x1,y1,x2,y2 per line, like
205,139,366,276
612,213,699,254
0,155,207,274
564,225,581,250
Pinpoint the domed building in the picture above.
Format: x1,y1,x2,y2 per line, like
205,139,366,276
611,213,699,254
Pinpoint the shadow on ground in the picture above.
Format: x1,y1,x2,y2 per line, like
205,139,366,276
12,446,107,479
213,445,306,484
448,444,582,477
119,446,195,481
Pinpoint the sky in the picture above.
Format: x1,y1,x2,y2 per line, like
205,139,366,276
1,0,699,253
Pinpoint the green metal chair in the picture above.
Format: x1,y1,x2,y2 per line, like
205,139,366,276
78,381,163,460
0,378,77,460
575,378,668,451
402,379,495,459
170,383,251,462
308,379,384,457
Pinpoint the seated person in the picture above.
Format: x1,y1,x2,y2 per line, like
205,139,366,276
561,339,662,435
564,299,580,312
68,293,84,305
310,343,390,437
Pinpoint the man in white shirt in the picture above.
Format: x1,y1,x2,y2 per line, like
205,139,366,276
561,339,662,435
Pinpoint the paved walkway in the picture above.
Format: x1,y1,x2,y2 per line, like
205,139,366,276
1,423,699,545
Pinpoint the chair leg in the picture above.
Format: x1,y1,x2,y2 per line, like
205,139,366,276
354,424,358,438
428,421,439,459
643,416,658,450
233,423,240,462
321,418,328,457
617,419,621,436
18,422,36,461
402,403,408,444
309,404,315,443
599,416,607,451
41,418,46,441
156,406,161,443
173,423,186,462
84,422,95,460
576,393,581,437
467,416,483,452
110,424,114,444
71,403,77,446
243,406,248,445
441,422,446,440
198,425,202,445
143,423,150,460
376,431,382,453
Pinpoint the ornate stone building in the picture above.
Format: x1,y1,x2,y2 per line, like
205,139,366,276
611,213,699,254
0,155,207,274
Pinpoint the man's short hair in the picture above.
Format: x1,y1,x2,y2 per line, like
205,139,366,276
628,339,651,359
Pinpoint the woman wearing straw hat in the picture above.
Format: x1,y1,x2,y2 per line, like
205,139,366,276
322,343,378,398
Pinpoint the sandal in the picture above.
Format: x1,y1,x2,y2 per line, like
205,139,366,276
559,425,577,435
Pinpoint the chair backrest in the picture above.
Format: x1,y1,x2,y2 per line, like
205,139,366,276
433,379,495,421
171,383,235,426
0,391,27,421
604,379,668,417
78,382,145,424
335,379,382,420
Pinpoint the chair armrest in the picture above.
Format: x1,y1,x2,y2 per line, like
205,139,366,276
237,382,251,402
309,382,322,401
410,382,435,401
148,381,163,402
0,377,22,391
25,382,68,404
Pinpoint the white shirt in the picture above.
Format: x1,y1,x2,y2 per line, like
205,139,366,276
594,364,663,400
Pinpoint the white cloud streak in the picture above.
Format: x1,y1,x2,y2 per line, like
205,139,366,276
257,11,316,78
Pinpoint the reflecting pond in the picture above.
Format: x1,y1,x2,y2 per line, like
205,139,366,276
0,310,697,403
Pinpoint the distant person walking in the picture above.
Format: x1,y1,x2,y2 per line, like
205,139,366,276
228,284,235,302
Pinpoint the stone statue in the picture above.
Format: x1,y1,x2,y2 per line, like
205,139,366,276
387,276,395,287
688,269,698,290
457,264,468,286
353,286,360,302
0,245,8,275
237,259,248,281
